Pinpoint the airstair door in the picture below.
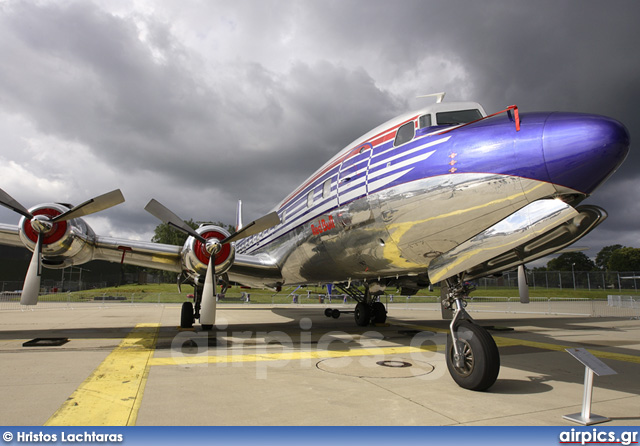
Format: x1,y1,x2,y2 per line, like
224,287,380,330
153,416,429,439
337,143,372,206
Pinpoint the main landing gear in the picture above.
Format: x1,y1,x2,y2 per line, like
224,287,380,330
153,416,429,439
443,278,500,391
325,284,387,326
180,286,214,330
181,301,194,328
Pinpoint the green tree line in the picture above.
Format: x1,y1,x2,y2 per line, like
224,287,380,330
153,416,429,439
538,245,640,272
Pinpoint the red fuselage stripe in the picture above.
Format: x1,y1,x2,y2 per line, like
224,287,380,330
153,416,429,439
280,115,419,208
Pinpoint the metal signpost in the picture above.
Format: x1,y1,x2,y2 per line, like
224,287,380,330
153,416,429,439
563,348,617,425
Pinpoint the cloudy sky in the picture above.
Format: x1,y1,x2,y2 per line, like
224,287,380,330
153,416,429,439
0,0,638,262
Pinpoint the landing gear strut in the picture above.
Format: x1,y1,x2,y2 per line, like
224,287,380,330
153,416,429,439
443,278,500,391
328,283,387,326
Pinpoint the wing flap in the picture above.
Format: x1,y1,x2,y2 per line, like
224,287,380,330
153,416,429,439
428,199,581,283
92,236,183,272
462,204,606,280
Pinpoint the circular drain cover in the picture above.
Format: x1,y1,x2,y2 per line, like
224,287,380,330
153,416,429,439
376,360,412,368
317,356,434,378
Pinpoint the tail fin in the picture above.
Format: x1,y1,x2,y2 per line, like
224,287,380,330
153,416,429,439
235,200,243,231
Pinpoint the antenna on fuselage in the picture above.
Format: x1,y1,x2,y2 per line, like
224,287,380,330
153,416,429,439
417,92,446,103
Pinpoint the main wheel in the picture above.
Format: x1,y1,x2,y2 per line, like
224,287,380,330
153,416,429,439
180,301,194,329
372,302,387,323
446,321,500,391
354,302,371,326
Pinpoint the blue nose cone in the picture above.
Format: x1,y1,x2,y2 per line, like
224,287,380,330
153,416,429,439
543,113,630,194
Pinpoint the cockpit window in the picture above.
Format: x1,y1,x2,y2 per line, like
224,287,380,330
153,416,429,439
394,121,415,147
419,114,432,129
436,109,483,126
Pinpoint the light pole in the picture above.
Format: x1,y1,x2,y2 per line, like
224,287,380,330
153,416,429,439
572,263,576,290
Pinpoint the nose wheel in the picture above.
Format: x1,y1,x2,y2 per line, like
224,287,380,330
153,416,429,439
443,277,500,391
446,321,499,390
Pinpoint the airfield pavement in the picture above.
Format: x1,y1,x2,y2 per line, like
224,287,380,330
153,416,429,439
0,302,638,426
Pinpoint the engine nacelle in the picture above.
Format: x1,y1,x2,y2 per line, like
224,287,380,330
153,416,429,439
18,203,96,269
182,225,235,282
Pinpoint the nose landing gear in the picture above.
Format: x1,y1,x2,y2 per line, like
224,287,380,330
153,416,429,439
443,278,500,391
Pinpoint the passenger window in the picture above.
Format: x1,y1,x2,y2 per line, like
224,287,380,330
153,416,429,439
323,179,331,198
419,114,432,129
307,190,314,208
394,121,415,147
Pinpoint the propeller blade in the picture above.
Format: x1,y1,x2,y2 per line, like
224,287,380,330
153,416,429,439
21,233,43,305
518,264,530,304
222,211,280,244
0,187,33,219
199,256,217,325
144,199,206,243
52,189,125,223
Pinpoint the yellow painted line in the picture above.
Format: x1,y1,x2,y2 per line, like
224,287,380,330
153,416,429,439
149,345,438,367
394,321,640,364
497,338,640,364
45,323,160,427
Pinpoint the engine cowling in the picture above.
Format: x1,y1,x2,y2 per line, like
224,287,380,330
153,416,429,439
182,225,235,281
18,203,95,268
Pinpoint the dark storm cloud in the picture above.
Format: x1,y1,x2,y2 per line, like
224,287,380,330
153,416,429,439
0,0,638,252
0,2,212,161
0,1,401,219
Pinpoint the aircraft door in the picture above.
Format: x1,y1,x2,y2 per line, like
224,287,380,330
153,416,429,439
337,143,372,206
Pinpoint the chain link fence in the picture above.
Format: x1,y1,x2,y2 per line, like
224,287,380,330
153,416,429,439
477,270,640,292
1,289,638,319
2,270,638,296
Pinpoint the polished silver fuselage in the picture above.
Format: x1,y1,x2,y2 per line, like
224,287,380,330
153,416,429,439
236,173,558,287
234,104,628,290
0,101,628,292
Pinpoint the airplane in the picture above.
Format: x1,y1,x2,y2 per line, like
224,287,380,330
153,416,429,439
0,92,630,391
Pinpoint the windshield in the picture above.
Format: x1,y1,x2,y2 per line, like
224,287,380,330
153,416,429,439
436,109,483,126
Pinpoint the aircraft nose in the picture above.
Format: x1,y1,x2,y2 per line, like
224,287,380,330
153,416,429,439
542,112,629,194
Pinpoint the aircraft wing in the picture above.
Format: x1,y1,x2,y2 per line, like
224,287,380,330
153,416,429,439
0,221,185,272
92,235,182,272
0,223,24,248
428,200,607,283
0,221,282,288
96,235,282,287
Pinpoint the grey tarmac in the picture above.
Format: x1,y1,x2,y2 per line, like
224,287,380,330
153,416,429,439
0,303,638,426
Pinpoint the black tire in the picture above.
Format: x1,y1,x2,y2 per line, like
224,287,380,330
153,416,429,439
372,302,387,323
201,324,214,331
331,309,341,319
324,308,333,317
354,302,371,326
180,301,194,329
446,321,500,391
